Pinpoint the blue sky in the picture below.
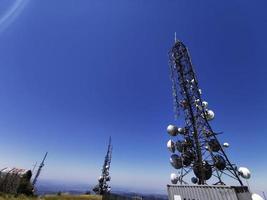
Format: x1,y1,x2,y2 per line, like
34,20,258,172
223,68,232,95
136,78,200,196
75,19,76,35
0,0,267,195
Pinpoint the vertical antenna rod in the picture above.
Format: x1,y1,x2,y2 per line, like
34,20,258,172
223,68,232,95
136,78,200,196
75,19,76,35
32,152,48,187
32,162,37,174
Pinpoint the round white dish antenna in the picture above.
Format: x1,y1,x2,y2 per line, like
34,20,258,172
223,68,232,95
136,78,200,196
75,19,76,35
98,176,104,182
170,154,182,169
167,124,178,136
202,101,208,108
223,142,230,148
238,167,251,179
206,110,215,120
177,127,185,134
170,173,178,184
167,140,175,153
252,193,264,200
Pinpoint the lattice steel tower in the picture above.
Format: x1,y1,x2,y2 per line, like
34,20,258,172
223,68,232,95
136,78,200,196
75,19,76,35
166,40,246,185
93,137,112,195
32,152,48,187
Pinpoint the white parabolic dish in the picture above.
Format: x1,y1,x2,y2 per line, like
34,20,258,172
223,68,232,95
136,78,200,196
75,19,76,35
238,167,251,179
252,193,264,200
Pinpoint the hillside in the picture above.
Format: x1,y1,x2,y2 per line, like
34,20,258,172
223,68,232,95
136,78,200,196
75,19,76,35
0,194,102,200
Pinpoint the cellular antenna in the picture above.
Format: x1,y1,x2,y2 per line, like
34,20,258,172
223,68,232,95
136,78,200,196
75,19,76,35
93,137,113,195
32,152,48,187
174,32,177,43
166,40,245,185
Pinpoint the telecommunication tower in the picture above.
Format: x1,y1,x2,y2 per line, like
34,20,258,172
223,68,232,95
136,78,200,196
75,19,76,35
32,152,48,187
93,137,112,195
166,40,251,186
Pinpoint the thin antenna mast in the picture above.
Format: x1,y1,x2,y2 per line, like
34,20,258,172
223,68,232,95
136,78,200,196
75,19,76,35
32,152,48,187
263,192,267,200
32,162,37,174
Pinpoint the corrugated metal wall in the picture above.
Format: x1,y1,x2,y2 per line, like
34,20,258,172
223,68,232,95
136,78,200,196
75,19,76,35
167,185,252,200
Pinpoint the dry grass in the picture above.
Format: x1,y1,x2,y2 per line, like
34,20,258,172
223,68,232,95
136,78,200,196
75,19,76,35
0,194,36,200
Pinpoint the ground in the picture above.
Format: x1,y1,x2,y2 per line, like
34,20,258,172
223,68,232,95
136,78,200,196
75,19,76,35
0,194,102,200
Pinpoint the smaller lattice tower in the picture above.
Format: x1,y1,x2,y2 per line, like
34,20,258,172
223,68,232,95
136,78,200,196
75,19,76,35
93,137,112,195
32,152,48,188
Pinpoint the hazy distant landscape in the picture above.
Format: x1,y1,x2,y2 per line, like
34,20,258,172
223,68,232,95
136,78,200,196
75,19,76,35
35,181,168,200
0,194,101,200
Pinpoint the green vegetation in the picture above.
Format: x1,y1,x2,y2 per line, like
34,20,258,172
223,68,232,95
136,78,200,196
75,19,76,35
0,193,102,200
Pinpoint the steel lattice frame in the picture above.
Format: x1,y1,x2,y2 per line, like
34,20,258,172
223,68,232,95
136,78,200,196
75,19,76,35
32,152,48,188
168,41,243,185
93,137,112,195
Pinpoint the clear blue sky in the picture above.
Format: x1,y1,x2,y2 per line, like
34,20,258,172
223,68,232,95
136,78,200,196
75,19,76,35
0,0,266,195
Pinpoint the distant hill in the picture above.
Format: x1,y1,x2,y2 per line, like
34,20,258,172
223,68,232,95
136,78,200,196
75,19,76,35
0,194,101,200
114,192,168,200
35,180,168,200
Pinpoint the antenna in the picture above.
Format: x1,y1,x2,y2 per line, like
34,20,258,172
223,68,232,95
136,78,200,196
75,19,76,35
167,40,244,185
174,32,177,43
32,162,37,174
93,137,113,195
263,192,267,200
32,152,48,187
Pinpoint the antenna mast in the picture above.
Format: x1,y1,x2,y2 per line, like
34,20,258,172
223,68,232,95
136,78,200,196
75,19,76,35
93,137,112,195
167,40,244,185
32,152,48,187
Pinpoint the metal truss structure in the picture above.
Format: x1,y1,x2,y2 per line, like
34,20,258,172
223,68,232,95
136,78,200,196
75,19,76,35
32,152,48,187
167,40,243,185
93,137,112,195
